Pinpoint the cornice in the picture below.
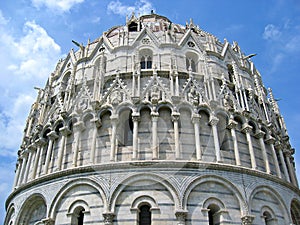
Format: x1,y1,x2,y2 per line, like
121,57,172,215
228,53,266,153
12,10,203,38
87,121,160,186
6,160,300,209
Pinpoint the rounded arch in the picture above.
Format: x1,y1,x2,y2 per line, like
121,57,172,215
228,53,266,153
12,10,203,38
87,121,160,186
68,199,90,214
248,120,259,134
203,197,225,209
41,125,52,139
261,205,277,224
136,103,152,113
185,51,199,72
177,102,194,116
290,198,300,225
248,185,290,223
115,103,135,115
156,102,174,113
139,48,153,70
109,173,180,212
49,177,108,218
16,193,47,225
131,195,159,210
53,119,65,132
198,106,212,116
183,174,245,214
233,114,246,125
97,107,113,119
82,111,95,123
4,204,15,225
61,71,71,85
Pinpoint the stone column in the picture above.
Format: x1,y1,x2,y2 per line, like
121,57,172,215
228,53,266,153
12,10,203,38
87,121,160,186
265,137,281,178
242,124,257,169
151,112,159,159
103,212,115,225
175,71,179,96
172,112,180,159
284,150,298,186
23,145,35,183
255,130,270,174
192,114,202,160
132,113,140,160
31,138,46,180
41,218,55,225
241,215,255,225
175,210,188,225
90,118,101,164
227,119,241,166
44,131,58,174
57,126,71,171
209,116,221,162
110,115,118,161
275,142,290,182
18,151,28,185
13,159,22,189
72,121,85,167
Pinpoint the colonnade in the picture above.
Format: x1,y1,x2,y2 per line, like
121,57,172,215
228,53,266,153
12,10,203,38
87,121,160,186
13,108,298,189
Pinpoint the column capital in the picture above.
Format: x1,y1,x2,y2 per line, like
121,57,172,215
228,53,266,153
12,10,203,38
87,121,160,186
241,124,252,134
59,126,72,136
28,143,37,151
91,118,102,127
151,112,159,121
227,119,237,129
254,130,265,139
47,131,59,140
171,112,180,121
35,137,47,146
175,210,188,224
132,112,140,122
241,215,255,225
209,116,219,126
265,136,276,145
103,212,115,225
73,121,85,132
283,149,292,158
41,218,55,225
192,114,201,124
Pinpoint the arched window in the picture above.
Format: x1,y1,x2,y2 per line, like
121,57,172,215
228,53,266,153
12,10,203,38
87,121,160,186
227,64,234,83
139,204,151,225
141,55,152,69
208,204,220,225
129,21,138,32
263,211,272,225
78,209,84,225
71,206,85,225
185,52,198,72
186,58,196,72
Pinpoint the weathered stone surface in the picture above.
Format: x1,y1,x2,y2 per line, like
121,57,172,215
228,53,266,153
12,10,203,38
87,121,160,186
4,13,300,225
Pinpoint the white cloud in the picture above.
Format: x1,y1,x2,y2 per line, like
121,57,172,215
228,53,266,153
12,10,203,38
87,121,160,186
32,0,85,12
107,0,154,17
4,20,61,79
0,12,62,155
263,24,281,40
285,35,300,52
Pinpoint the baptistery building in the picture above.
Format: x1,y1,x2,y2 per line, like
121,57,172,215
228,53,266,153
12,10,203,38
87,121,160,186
4,13,300,225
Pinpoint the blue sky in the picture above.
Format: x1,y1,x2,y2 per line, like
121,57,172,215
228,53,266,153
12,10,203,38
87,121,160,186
0,0,300,222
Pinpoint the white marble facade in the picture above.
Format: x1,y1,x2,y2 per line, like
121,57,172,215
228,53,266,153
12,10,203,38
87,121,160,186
4,13,300,225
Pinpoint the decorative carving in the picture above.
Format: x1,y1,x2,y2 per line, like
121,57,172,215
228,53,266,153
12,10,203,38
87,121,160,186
241,215,255,225
188,86,200,106
42,218,55,225
142,37,151,45
175,210,188,225
103,212,115,225
110,89,122,105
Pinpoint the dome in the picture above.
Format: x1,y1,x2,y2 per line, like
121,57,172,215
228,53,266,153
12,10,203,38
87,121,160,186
4,13,300,225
